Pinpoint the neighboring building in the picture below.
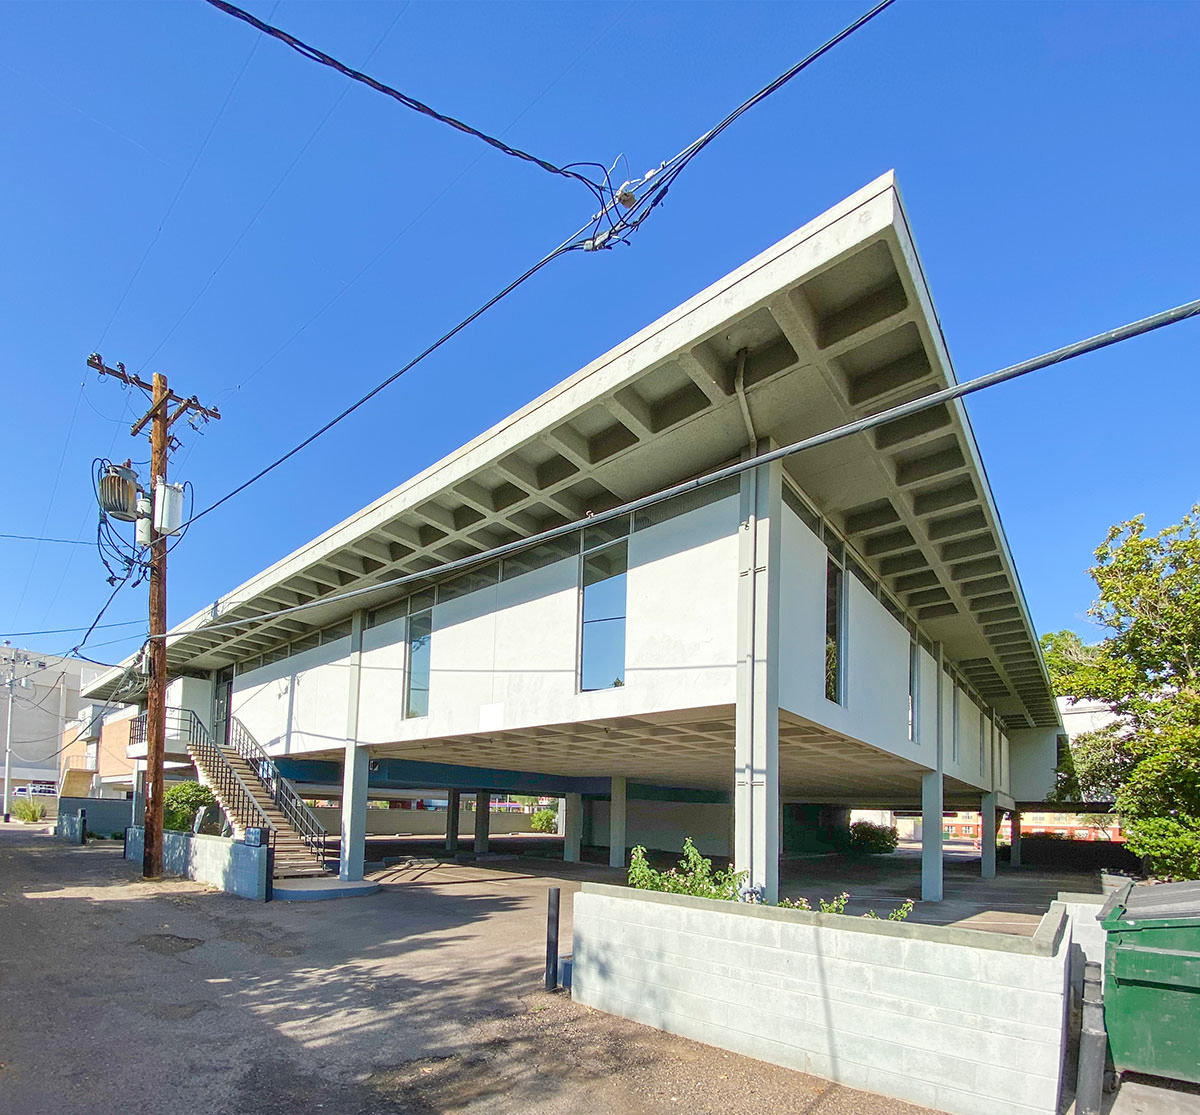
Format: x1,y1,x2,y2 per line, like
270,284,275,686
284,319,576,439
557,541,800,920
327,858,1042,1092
59,703,146,799
1057,693,1119,739
84,173,1064,901
1,645,106,805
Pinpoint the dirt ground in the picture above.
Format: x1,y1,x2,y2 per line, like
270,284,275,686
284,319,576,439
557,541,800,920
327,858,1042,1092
0,822,937,1115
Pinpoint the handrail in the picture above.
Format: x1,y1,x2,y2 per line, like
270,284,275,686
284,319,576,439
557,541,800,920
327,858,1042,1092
133,709,277,852
226,717,328,866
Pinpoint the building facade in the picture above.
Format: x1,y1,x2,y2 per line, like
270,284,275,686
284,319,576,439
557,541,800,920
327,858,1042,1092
2,645,105,806
84,174,1064,901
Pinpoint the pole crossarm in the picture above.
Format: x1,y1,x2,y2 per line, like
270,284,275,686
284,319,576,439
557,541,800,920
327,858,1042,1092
88,354,221,437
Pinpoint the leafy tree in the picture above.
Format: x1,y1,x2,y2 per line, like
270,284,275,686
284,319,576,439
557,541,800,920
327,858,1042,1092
1049,506,1200,877
530,808,558,833
1039,629,1099,696
162,781,215,832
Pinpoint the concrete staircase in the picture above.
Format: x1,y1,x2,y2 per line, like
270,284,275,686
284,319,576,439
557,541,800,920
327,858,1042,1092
212,747,330,880
142,708,332,882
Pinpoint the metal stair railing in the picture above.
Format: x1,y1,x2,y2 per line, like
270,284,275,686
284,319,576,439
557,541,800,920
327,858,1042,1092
226,717,328,867
132,708,277,852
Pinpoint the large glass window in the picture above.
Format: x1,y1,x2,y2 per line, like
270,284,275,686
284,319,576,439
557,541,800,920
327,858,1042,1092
580,541,627,691
824,556,843,703
406,609,432,718
907,638,920,742
950,680,960,763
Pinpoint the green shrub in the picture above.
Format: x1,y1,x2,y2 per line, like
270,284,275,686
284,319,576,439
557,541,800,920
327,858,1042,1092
779,892,914,921
530,807,558,833
628,838,748,901
849,820,899,855
12,798,46,823
162,781,215,832
111,831,124,841
1122,816,1200,879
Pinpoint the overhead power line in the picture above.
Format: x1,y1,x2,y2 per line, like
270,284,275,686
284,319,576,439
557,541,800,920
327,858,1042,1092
0,619,145,640
0,533,92,546
152,296,1200,642
203,0,604,194
176,0,896,533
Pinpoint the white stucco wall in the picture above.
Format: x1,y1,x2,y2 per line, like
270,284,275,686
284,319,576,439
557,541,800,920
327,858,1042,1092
233,496,740,757
233,638,353,755
779,505,950,776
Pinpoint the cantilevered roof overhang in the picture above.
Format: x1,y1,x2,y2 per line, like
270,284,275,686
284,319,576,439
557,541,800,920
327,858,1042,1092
85,172,1060,733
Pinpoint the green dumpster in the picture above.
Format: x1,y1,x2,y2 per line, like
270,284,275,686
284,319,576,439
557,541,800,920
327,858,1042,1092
1098,879,1200,1084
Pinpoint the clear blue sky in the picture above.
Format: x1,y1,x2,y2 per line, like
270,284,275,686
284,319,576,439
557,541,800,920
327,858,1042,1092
2,0,1197,667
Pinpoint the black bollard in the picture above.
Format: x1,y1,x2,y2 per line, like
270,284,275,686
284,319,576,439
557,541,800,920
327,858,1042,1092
78,808,87,845
545,886,561,991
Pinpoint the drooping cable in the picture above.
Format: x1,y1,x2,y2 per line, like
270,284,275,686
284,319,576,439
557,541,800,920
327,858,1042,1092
202,0,604,195
171,1,895,534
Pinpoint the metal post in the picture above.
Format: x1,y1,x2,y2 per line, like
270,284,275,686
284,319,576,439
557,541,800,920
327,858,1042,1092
1076,960,1106,1115
79,807,87,845
545,886,561,991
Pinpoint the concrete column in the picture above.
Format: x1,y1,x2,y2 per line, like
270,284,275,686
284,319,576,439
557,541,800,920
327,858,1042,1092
734,453,782,904
473,791,490,855
980,792,997,880
563,792,582,862
555,797,566,836
921,642,946,902
339,744,369,881
609,776,627,869
445,788,460,853
1010,809,1022,867
340,611,368,882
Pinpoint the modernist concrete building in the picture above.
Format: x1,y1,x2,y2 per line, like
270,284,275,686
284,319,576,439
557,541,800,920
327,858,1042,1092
84,174,1064,902
1,646,105,804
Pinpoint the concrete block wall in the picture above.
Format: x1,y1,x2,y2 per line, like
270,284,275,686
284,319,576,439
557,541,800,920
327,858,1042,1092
125,826,269,901
57,797,137,836
55,813,85,843
572,884,1072,1115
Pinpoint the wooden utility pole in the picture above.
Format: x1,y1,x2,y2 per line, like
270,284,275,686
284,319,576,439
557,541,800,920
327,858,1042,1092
88,354,220,878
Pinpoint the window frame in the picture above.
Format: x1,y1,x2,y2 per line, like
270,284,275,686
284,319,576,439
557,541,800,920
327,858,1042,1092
577,536,629,694
404,607,433,719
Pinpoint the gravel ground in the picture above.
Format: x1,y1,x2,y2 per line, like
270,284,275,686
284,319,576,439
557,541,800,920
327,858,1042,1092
0,823,938,1115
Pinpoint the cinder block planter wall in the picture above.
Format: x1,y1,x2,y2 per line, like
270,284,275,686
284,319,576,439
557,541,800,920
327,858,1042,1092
572,884,1072,1115
124,826,269,900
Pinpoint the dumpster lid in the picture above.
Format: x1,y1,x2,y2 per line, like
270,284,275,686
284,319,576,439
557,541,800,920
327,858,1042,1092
1104,879,1200,925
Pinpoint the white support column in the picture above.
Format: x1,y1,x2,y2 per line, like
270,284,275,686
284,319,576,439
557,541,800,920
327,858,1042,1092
445,788,460,853
340,611,368,882
980,792,997,879
1010,809,1022,867
474,790,490,855
609,776,627,869
340,746,369,881
734,453,782,905
563,791,582,863
921,642,945,902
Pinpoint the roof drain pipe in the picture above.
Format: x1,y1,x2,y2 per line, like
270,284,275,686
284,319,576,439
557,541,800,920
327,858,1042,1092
735,347,757,450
